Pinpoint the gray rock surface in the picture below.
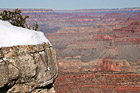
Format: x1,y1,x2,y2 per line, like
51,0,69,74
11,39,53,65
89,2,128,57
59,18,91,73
0,42,58,93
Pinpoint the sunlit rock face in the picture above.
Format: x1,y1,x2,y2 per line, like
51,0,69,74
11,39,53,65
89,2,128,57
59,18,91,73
0,42,58,93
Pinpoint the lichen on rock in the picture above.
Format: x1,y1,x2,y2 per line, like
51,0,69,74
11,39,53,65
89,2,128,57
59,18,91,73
0,42,58,93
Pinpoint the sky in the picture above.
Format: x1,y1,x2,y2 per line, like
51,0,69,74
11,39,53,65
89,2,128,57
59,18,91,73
0,0,140,10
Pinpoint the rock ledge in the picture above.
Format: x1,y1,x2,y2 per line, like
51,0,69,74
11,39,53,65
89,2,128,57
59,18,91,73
0,42,58,93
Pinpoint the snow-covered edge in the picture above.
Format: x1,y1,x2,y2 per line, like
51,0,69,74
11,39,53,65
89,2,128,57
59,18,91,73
0,20,51,48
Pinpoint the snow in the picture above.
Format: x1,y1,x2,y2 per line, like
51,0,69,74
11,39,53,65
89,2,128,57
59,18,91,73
47,67,50,71
0,20,51,48
39,51,45,54
0,58,7,62
30,54,34,56
3,58,7,61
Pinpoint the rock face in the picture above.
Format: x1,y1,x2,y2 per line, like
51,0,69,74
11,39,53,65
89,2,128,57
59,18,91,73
0,42,58,93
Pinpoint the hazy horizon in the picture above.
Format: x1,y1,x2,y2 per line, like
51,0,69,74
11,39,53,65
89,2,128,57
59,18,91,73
0,0,140,10
1,7,140,11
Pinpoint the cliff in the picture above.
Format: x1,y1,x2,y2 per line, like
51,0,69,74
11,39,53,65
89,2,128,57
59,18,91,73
0,43,58,93
0,20,58,93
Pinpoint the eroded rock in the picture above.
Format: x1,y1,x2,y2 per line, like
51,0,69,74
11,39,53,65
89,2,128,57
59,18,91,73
0,42,58,93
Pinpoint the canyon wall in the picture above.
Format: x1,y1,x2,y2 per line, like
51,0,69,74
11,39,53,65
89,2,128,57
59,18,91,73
45,9,140,92
1,8,140,93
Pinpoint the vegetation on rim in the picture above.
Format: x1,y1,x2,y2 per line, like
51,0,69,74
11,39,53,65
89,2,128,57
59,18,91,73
0,9,38,31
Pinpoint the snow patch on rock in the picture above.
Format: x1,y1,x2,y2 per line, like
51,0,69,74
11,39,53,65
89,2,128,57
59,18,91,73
0,20,51,48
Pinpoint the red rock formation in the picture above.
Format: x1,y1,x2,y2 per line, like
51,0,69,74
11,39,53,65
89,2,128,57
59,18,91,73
54,72,140,93
100,57,120,71
46,9,140,93
3,8,139,93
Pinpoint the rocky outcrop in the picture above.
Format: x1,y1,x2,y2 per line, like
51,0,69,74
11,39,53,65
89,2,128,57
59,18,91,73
0,42,58,93
58,58,131,73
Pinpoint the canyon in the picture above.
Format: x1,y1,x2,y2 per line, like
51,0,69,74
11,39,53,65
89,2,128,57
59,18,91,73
1,8,140,92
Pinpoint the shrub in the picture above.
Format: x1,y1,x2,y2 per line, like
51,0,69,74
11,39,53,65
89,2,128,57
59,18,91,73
0,9,39,31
